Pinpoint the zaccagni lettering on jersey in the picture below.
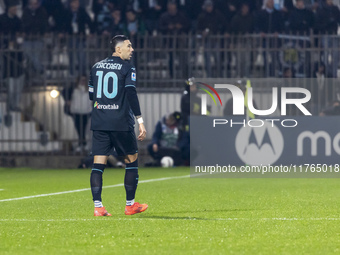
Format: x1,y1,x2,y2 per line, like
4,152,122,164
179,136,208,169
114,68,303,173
96,63,123,70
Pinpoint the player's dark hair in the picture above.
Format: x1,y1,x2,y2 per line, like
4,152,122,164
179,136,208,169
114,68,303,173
110,35,129,52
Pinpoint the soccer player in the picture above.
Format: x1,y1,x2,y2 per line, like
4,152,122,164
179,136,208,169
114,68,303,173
88,35,147,216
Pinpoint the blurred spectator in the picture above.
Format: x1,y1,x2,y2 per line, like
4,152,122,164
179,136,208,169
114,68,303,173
0,0,5,15
62,0,94,36
179,78,203,164
21,0,49,75
180,78,203,128
256,0,294,20
309,62,332,114
197,0,226,77
273,0,294,11
288,0,314,35
272,0,294,26
244,0,263,12
158,1,190,34
22,0,29,7
40,0,65,33
93,0,115,35
22,0,49,36
315,0,340,77
2,40,24,112
313,62,329,79
62,0,94,75
123,0,143,14
255,0,283,76
123,9,146,37
93,0,110,22
197,0,226,35
178,77,211,165
70,0,91,8
282,66,294,78
106,9,124,36
159,1,190,78
320,101,340,116
231,3,254,35
140,0,165,34
61,81,74,117
314,0,340,35
174,0,204,27
0,1,21,45
231,3,254,77
82,0,90,8
215,0,238,25
147,111,182,166
69,75,92,151
255,0,283,34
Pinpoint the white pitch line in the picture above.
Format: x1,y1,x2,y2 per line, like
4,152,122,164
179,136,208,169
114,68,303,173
1,217,340,222
0,189,4,191
0,175,190,203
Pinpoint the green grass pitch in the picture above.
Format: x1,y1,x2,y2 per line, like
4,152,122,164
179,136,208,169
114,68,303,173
1,167,340,254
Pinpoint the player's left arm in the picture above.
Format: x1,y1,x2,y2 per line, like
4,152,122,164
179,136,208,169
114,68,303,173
125,67,146,141
88,70,94,101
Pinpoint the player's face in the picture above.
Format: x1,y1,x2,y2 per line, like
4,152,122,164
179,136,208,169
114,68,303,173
121,40,134,60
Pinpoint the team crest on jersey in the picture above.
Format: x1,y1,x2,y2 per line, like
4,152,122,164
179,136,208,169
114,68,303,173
131,72,136,81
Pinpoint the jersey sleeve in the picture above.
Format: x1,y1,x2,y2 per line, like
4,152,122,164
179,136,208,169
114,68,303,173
125,67,141,117
125,67,137,88
88,70,94,101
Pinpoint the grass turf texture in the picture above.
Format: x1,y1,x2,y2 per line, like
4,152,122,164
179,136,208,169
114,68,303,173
1,168,340,254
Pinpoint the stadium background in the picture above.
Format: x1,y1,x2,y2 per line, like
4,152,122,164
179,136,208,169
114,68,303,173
2,1,340,255
1,0,340,167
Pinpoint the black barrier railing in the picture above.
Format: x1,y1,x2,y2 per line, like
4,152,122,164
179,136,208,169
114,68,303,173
1,33,338,87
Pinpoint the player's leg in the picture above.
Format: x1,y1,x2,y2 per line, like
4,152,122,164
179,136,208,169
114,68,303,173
113,131,148,215
124,153,139,206
91,155,112,216
91,131,112,216
91,155,107,206
124,153,148,215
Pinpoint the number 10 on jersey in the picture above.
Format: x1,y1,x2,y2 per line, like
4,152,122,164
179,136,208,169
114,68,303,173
96,71,118,99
